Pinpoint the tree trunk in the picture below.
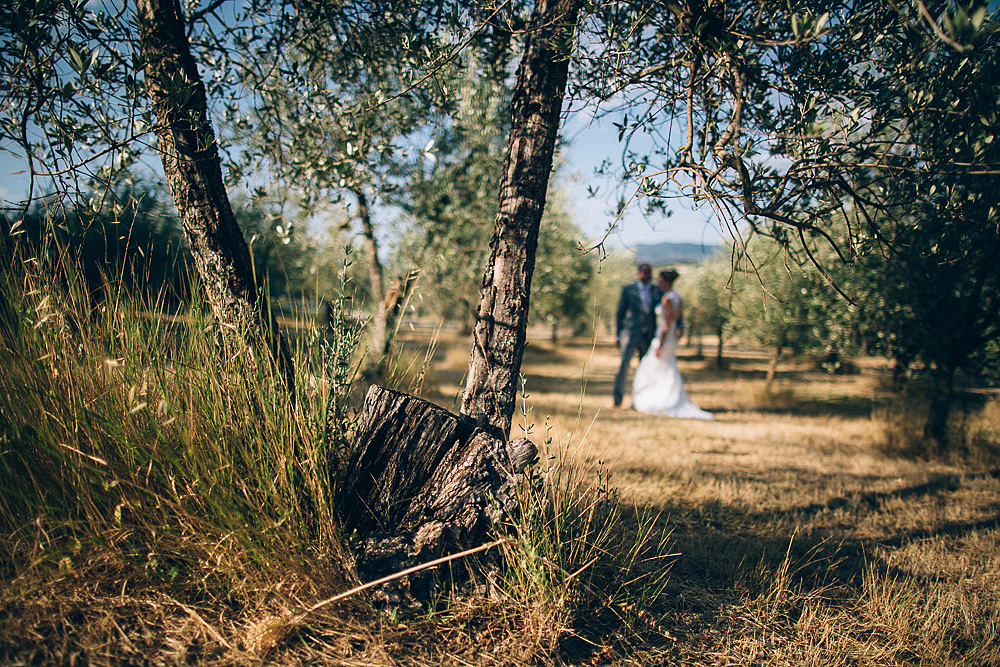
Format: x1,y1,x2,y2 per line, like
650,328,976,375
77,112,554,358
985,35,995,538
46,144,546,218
460,300,476,336
764,344,782,393
461,0,583,436
891,356,908,391
356,189,388,365
715,326,724,368
924,361,956,454
134,0,294,394
379,269,419,361
336,385,536,608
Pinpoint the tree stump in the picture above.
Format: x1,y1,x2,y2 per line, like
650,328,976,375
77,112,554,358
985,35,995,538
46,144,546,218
335,385,536,608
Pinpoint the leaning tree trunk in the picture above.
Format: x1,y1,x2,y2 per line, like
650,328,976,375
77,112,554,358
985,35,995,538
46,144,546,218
461,0,584,435
355,189,388,366
764,344,782,393
134,0,294,394
332,0,584,592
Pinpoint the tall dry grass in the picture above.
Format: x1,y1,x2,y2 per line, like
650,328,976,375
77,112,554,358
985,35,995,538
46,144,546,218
0,258,368,662
3,246,998,665
1,261,679,665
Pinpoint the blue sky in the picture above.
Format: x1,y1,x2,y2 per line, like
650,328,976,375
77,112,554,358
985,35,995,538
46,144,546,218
1,106,725,251
560,109,725,250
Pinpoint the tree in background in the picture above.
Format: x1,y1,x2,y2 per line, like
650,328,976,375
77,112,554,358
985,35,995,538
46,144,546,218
402,53,595,343
804,2,999,451
583,250,636,339
229,194,330,306
727,236,852,392
229,0,458,371
402,55,511,333
403,169,595,341
2,175,190,306
530,190,594,342
842,195,1000,451
685,250,731,367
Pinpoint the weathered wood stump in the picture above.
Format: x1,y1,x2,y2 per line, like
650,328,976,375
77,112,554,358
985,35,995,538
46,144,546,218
335,385,536,608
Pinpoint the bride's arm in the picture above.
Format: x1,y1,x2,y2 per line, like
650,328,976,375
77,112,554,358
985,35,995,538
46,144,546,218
655,295,677,357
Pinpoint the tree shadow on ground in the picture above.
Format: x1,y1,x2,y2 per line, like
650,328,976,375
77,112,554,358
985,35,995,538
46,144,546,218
749,395,879,419
561,466,1000,663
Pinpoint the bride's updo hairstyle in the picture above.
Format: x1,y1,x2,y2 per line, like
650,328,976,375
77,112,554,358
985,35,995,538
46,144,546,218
660,268,679,284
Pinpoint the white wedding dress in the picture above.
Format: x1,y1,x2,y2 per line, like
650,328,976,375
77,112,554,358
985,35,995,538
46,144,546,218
632,294,714,420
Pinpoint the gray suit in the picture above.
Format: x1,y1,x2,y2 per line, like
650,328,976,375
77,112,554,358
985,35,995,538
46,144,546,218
614,281,662,405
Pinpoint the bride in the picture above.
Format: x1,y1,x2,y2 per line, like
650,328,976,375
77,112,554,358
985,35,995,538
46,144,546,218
631,269,714,420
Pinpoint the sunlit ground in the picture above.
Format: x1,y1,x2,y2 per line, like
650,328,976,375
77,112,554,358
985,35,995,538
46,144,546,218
392,327,1000,665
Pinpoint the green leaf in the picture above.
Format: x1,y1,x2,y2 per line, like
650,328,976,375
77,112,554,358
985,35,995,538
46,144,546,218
971,6,987,30
68,46,85,73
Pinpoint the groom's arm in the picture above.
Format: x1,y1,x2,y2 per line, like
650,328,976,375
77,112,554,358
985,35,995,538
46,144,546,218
615,286,629,349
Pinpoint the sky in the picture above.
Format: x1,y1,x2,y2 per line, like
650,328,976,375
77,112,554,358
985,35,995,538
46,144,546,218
1,102,727,253
559,109,726,252
0,155,26,210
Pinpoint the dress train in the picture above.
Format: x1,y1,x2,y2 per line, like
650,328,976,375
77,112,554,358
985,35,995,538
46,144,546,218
632,324,714,420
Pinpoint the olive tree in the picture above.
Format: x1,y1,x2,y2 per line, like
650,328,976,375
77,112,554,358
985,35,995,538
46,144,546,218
2,0,296,392
806,3,1000,450
727,235,854,390
229,0,463,370
685,249,731,366
459,0,585,434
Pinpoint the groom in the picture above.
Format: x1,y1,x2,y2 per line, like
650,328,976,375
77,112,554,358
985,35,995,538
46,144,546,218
613,263,662,407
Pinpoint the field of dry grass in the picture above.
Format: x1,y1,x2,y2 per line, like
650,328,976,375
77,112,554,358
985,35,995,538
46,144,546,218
4,306,998,666
393,328,1000,666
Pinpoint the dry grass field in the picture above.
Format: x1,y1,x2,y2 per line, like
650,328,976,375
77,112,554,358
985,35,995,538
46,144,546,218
391,328,1000,666
4,306,998,666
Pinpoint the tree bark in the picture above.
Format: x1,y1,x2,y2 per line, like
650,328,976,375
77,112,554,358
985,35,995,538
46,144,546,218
134,0,294,394
336,385,536,607
380,269,419,358
461,0,583,435
924,361,956,454
891,356,908,392
716,326,724,368
355,189,388,366
764,344,781,393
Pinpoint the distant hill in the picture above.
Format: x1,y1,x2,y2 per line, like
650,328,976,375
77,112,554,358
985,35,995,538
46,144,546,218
632,241,720,266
